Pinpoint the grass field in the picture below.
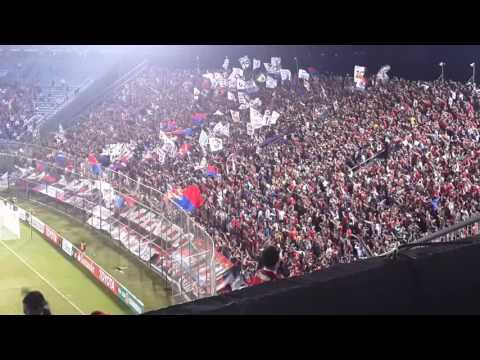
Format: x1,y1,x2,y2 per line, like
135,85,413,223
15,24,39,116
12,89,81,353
0,223,130,315
0,196,171,314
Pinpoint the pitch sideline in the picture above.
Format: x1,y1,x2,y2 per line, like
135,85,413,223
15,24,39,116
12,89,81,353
0,239,85,315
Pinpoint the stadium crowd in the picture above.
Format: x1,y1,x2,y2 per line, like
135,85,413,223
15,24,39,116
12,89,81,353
31,60,480,289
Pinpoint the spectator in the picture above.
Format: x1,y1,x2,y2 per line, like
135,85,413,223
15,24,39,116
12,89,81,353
22,290,51,315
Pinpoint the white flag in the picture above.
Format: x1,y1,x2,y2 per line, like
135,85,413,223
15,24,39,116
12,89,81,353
253,58,261,70
193,87,200,100
203,72,216,87
199,130,209,148
230,67,244,79
271,57,281,69
321,85,327,99
220,123,230,137
250,107,265,130
237,79,247,91
269,111,280,125
239,56,250,70
213,122,224,135
256,73,266,83
209,137,223,152
280,69,292,82
354,65,366,90
230,110,240,123
227,91,236,101
157,149,166,164
214,72,226,88
298,69,310,80
223,57,229,70
266,76,277,89
250,97,262,108
247,123,254,136
263,110,272,126
245,80,259,93
228,77,237,89
238,92,249,105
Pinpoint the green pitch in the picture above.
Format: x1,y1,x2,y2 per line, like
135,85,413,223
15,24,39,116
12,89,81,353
0,198,171,315
0,223,130,315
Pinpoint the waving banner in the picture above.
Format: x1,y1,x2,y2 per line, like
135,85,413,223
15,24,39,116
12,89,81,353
247,123,254,136
376,65,391,83
253,58,261,70
213,122,224,136
304,80,311,91
238,92,249,105
270,111,280,125
298,69,310,80
250,107,265,130
230,110,240,123
199,130,209,148
280,69,292,82
228,77,237,89
193,87,200,100
209,137,223,152
214,72,226,88
237,79,247,91
239,56,250,70
266,76,278,89
271,57,281,68
222,57,229,70
245,80,259,94
250,97,262,108
230,67,244,79
354,65,366,90
263,110,272,126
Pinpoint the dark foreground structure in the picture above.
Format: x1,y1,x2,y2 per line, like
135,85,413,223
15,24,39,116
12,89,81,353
148,237,480,315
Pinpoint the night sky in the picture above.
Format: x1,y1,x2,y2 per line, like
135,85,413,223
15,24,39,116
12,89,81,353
149,45,480,82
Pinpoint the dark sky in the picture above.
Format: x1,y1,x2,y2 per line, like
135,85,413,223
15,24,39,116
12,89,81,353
149,45,480,82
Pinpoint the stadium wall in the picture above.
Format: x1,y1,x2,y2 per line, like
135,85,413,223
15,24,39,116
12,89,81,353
148,239,480,315
6,200,144,314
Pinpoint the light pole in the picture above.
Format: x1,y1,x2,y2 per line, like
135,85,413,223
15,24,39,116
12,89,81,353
439,62,445,82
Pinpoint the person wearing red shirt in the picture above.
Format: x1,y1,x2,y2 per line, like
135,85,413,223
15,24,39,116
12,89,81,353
249,246,281,286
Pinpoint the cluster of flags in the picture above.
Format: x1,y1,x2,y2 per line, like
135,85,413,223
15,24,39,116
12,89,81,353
171,185,205,213
192,113,208,126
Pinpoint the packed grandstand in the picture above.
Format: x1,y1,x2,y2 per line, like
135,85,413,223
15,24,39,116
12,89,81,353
2,49,480,299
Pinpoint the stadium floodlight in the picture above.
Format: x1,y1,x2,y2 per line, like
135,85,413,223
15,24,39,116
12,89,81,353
438,62,446,82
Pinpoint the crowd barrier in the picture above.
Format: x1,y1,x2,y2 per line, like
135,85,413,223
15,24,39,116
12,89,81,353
0,141,231,305
0,197,144,314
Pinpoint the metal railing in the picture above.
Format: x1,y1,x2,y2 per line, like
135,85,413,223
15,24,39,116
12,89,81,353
0,143,218,304
377,213,480,258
